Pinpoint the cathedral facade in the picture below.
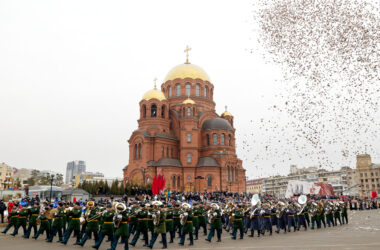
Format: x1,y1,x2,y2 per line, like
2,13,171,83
123,52,246,192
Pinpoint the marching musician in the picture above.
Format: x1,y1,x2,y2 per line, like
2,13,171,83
92,203,114,249
147,202,167,249
173,203,181,238
261,203,273,235
243,204,251,234
319,201,326,228
198,203,207,236
33,207,51,240
286,203,296,232
325,202,335,227
1,201,19,235
205,203,222,242
270,203,277,228
297,204,308,231
192,202,200,240
178,203,194,246
249,203,260,237
146,204,154,242
165,204,175,243
231,204,244,240
11,203,28,237
47,202,64,243
110,202,129,250
341,201,348,224
79,201,100,246
128,202,138,235
24,202,40,238
61,202,81,245
130,203,149,247
275,202,287,234
334,202,342,226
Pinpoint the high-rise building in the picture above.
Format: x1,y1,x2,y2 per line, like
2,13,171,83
65,161,86,184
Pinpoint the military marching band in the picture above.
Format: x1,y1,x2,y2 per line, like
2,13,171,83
1,194,351,249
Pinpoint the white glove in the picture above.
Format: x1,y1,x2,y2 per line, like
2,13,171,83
117,214,122,219
213,212,217,217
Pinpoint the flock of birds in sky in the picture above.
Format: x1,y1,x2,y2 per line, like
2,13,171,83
239,0,379,178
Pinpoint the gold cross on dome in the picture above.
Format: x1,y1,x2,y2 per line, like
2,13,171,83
153,77,157,89
184,45,191,64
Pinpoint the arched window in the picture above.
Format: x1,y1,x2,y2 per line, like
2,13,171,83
151,104,157,117
206,134,210,146
207,175,212,187
196,84,200,96
228,135,231,146
142,104,146,118
186,83,191,96
134,144,138,159
172,176,176,188
213,133,217,145
138,144,142,159
204,86,208,97
187,132,191,142
187,153,192,163
221,133,225,145
166,147,169,157
168,87,172,97
161,146,164,157
161,105,166,118
187,107,191,117
176,84,181,96
177,176,180,188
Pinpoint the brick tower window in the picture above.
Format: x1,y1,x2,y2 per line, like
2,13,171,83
187,107,191,117
204,86,208,97
206,134,210,146
151,104,157,117
187,153,192,163
186,83,191,96
196,84,200,96
168,86,172,97
221,133,225,145
213,133,217,145
161,105,166,118
187,133,191,142
176,84,180,96
207,175,212,187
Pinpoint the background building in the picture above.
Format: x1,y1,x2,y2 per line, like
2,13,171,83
74,172,104,188
123,54,246,192
262,165,357,198
0,163,14,190
13,168,31,187
246,178,263,194
356,154,380,198
66,160,86,184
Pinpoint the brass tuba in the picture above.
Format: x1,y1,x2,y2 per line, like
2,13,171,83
113,202,127,228
151,201,162,226
180,203,191,226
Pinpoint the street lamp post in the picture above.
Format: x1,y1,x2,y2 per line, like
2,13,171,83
49,174,55,202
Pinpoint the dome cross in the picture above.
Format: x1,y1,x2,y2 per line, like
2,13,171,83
153,77,157,89
184,45,191,64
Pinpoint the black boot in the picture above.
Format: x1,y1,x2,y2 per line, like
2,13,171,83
249,230,253,237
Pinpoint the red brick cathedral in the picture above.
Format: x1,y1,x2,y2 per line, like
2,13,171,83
123,49,246,192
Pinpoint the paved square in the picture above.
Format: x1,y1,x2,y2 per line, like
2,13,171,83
1,209,380,249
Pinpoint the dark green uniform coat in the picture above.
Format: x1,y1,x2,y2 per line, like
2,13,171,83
182,211,193,234
115,210,129,237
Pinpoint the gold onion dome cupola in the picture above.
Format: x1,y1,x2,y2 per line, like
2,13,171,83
142,78,167,101
182,96,196,105
222,106,232,116
164,45,210,82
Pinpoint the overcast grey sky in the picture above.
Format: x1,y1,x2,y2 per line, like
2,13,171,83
1,0,378,180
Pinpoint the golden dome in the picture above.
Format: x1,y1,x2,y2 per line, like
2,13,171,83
222,106,232,116
222,111,232,116
142,87,167,101
164,63,210,82
182,97,196,105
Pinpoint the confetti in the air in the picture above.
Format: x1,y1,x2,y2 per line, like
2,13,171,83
244,0,380,177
